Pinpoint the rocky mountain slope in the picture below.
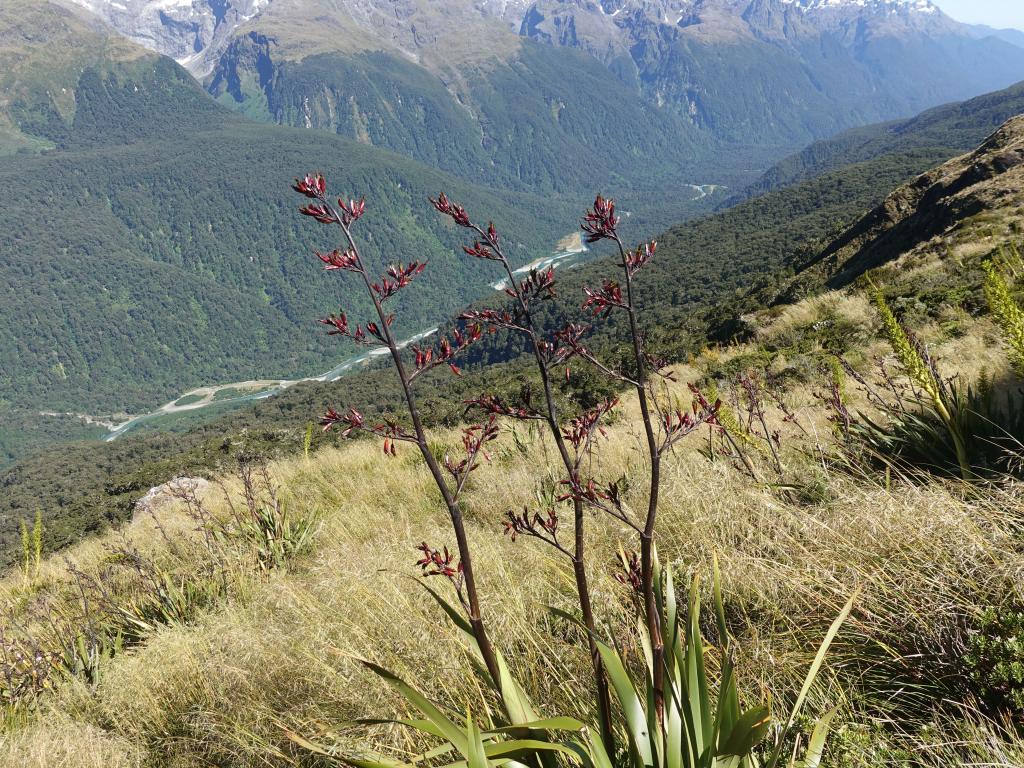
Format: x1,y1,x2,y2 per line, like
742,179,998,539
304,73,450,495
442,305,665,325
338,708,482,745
65,0,270,74
66,0,1024,162
806,115,1024,287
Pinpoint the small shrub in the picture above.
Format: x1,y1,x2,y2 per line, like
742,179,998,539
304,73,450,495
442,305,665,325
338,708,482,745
965,604,1024,716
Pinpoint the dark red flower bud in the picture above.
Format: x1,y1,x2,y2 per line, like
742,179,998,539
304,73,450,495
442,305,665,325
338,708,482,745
338,197,366,226
430,192,472,227
316,248,360,271
625,240,656,275
581,194,619,243
293,173,326,198
582,280,624,316
299,203,336,224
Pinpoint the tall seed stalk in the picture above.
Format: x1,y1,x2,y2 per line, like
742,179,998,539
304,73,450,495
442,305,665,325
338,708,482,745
431,193,615,751
292,175,502,688
872,289,971,478
983,259,1024,377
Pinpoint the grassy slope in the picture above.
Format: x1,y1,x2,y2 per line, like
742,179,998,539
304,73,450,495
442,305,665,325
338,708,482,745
1,266,1022,765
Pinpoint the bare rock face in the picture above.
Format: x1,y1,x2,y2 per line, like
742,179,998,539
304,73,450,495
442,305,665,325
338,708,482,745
62,0,953,75
65,0,271,74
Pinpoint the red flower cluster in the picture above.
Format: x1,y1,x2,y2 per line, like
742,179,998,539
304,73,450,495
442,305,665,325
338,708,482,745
293,173,326,198
581,194,619,244
556,477,607,506
430,192,471,228
293,175,365,227
583,280,625,317
615,550,642,593
551,323,590,358
318,310,363,342
459,308,523,333
299,202,335,224
562,398,619,451
464,392,540,421
409,324,484,379
511,267,556,303
443,417,500,479
372,261,427,301
318,310,394,345
688,384,721,424
415,542,463,582
321,406,416,455
625,240,657,276
338,197,366,227
463,241,498,260
504,506,559,543
316,248,360,272
662,406,704,442
320,406,364,435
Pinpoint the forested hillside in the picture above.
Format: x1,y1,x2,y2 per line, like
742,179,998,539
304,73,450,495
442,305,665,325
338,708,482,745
737,79,1024,200
208,37,720,194
0,3,585,425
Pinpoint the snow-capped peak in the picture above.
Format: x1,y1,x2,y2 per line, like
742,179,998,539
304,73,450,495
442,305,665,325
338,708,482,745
779,0,937,12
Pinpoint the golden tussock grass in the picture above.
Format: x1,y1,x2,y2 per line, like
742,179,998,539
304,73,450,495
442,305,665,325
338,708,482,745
2,289,1024,765
0,372,1021,766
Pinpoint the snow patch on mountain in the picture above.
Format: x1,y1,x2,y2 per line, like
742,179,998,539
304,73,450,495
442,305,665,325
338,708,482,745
66,0,272,74
780,0,937,11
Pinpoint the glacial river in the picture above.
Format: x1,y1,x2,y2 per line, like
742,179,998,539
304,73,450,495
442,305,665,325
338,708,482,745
103,241,591,441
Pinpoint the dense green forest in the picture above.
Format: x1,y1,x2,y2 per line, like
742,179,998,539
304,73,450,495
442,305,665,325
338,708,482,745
0,66,584,417
0,5,730,443
210,39,728,195
736,80,1024,201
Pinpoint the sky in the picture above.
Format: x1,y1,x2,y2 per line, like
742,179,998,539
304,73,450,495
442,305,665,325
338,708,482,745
933,0,1024,29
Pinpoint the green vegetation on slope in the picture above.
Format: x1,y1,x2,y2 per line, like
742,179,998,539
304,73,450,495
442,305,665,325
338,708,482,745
0,49,591,420
210,39,718,194
737,79,1024,201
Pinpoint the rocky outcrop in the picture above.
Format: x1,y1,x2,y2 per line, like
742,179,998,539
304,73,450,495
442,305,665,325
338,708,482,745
134,477,211,519
64,0,271,74
809,115,1024,287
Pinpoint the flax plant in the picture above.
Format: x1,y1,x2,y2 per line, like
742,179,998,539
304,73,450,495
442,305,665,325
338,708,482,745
982,259,1024,377
290,182,849,768
292,174,503,687
872,290,971,478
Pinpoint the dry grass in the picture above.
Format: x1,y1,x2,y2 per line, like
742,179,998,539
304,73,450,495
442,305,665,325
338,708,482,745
0,367,1020,766
2,268,1024,765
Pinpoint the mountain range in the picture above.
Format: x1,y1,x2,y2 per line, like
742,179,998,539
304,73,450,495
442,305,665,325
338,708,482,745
63,0,1024,159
